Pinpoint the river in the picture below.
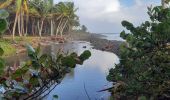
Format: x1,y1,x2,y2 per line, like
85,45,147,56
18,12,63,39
5,41,119,100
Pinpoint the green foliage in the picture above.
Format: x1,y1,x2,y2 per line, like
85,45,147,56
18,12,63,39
0,9,9,19
62,56,76,68
81,25,88,32
53,95,59,99
0,40,16,56
0,47,5,76
0,58,5,75
107,5,170,99
11,65,29,79
0,44,91,99
0,9,8,37
0,47,4,56
79,50,91,61
0,9,8,76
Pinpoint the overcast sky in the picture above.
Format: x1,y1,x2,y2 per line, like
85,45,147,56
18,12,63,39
54,0,160,33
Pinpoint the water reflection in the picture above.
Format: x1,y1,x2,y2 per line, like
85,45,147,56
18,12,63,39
5,41,119,100
45,41,119,100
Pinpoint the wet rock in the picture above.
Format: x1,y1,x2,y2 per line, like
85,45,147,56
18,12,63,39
83,46,86,48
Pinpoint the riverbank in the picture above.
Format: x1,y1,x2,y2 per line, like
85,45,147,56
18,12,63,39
1,32,123,57
1,36,48,57
68,32,123,55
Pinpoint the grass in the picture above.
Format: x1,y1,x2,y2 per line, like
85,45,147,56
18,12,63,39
0,36,41,57
0,39,16,57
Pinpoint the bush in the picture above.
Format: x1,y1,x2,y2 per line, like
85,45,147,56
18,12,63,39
107,5,170,99
0,9,8,38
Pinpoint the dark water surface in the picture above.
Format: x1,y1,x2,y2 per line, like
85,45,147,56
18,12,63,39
5,41,119,100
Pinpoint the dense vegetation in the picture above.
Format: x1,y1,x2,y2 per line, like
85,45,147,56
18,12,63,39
0,9,8,38
0,0,84,39
107,4,170,100
1,0,169,100
0,0,89,56
0,44,91,99
0,2,92,99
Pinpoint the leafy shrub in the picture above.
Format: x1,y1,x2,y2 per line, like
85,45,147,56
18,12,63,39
107,5,170,99
0,9,8,38
0,44,91,99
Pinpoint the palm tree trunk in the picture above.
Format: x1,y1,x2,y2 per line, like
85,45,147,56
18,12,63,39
21,9,24,36
32,18,35,36
17,13,21,36
37,20,40,37
12,12,19,40
56,18,63,36
50,19,54,36
39,19,44,38
60,19,68,37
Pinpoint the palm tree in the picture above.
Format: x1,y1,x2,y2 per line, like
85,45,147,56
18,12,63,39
12,0,29,39
0,0,13,9
54,2,78,37
30,0,52,38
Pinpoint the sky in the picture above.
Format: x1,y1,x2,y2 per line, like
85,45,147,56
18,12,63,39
54,0,161,33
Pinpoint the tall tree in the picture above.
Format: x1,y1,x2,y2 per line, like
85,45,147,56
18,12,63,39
81,25,87,32
30,0,52,38
54,2,78,37
12,0,29,39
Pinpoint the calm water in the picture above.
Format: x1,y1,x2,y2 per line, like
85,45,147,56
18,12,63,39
5,41,119,100
45,41,119,100
99,33,125,41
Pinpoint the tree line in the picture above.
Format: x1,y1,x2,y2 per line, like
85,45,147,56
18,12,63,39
0,0,80,39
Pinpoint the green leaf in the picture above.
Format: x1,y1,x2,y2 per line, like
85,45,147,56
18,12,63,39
62,56,76,68
0,9,9,19
35,45,41,55
0,19,8,35
53,95,58,99
0,58,5,76
39,54,48,64
11,66,29,79
26,44,35,55
79,50,91,61
120,31,127,39
26,44,37,59
29,76,39,86
0,48,4,56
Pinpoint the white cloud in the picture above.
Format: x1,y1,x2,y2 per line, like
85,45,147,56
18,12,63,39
55,0,160,33
75,0,120,20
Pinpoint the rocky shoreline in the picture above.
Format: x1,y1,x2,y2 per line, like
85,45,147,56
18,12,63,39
68,32,123,56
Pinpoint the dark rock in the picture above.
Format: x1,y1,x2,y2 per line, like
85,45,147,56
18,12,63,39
83,46,86,48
